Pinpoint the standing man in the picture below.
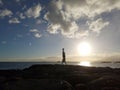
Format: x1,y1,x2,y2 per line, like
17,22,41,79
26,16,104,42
62,48,66,64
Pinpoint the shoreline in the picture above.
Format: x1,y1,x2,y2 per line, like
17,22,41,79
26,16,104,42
0,64,120,90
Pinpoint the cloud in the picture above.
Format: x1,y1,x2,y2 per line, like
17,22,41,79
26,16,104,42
15,0,20,2
36,19,41,24
0,9,13,18
30,29,39,32
30,29,42,38
34,33,42,38
0,0,3,5
19,13,26,19
1,41,7,44
75,30,89,38
87,18,109,33
22,5,27,10
17,34,23,38
9,18,20,24
45,1,79,38
62,0,120,18
25,4,42,18
44,0,120,38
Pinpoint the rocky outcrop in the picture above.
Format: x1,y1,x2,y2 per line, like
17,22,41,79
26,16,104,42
3,79,73,90
0,64,120,90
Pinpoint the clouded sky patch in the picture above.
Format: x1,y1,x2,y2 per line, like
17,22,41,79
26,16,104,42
0,9,13,18
25,4,42,18
30,29,42,38
87,18,109,34
0,0,3,5
9,17,20,24
43,0,120,38
0,0,120,60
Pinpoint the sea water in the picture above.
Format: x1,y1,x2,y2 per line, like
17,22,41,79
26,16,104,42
0,62,120,70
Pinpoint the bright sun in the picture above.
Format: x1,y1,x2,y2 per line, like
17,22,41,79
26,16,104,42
78,42,92,56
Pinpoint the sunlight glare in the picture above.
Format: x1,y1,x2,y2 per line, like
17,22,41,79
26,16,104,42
78,42,92,56
79,61,91,67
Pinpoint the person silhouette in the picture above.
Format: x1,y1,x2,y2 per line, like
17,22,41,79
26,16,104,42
62,48,66,64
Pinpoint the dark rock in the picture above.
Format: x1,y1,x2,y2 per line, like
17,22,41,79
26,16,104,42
75,84,88,90
3,79,73,90
89,75,120,90
101,87,120,90
0,64,120,90
0,76,6,84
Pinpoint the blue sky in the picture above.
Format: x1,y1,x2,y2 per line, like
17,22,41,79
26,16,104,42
0,0,120,62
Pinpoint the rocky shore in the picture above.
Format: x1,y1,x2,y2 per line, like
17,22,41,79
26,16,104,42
0,64,120,90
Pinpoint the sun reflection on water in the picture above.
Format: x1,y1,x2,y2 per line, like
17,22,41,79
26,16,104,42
78,61,91,67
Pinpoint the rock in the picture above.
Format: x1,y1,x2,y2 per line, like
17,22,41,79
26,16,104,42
0,77,6,90
0,76,6,84
75,84,88,90
89,75,120,90
3,79,73,90
101,87,120,90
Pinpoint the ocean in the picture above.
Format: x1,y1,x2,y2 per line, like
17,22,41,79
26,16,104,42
0,61,120,70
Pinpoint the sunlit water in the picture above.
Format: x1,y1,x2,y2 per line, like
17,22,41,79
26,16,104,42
78,61,91,67
0,61,120,69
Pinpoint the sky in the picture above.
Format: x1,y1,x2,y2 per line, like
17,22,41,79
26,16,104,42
0,0,120,62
